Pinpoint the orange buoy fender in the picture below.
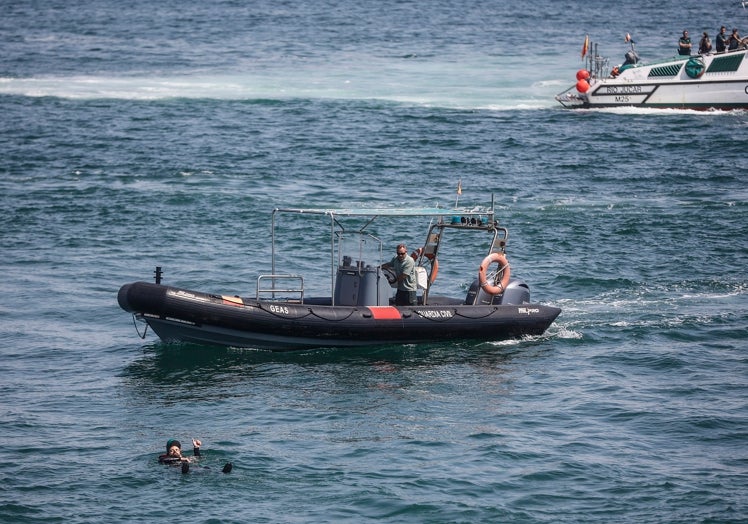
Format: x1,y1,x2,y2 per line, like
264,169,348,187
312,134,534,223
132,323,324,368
478,252,511,295
429,257,439,284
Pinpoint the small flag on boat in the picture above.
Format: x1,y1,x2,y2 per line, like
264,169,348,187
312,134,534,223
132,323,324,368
625,33,631,42
457,179,462,195
581,35,589,58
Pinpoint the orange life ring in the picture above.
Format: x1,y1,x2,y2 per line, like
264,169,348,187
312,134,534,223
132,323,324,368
478,252,511,295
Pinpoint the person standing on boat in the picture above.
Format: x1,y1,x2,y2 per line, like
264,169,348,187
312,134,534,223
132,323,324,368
678,30,692,55
716,26,728,52
382,243,417,306
728,28,741,50
698,32,712,54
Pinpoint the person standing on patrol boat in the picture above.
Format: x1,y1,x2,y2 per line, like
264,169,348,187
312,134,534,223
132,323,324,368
678,30,692,55
382,243,417,306
716,26,728,52
699,32,712,54
728,28,742,50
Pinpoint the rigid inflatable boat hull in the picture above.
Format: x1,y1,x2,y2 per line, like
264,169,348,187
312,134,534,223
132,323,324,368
119,281,561,351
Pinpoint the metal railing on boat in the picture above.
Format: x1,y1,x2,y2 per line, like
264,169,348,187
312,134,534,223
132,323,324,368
256,274,304,303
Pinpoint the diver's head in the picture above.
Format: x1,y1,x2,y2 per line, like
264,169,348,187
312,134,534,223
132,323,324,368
166,439,182,455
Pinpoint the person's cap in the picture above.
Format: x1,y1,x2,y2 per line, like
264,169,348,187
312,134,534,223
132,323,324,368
166,439,181,451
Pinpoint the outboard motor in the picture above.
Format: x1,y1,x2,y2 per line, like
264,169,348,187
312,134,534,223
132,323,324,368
465,278,531,306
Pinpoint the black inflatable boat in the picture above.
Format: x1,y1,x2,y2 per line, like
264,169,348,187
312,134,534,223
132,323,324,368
118,202,561,351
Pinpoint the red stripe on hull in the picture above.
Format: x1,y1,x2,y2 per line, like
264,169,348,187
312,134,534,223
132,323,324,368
367,306,402,320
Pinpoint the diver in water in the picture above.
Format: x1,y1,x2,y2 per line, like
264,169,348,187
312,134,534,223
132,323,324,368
159,438,232,474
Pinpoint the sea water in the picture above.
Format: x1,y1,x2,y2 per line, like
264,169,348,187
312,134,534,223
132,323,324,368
1,0,747,522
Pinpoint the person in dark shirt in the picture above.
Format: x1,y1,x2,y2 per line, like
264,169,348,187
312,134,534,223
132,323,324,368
728,28,742,50
698,32,712,54
716,26,728,52
678,30,692,55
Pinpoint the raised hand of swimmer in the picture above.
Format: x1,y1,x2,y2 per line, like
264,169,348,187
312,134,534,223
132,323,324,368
192,438,202,448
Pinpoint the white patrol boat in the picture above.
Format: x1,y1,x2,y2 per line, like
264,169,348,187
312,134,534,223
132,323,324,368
556,37,748,110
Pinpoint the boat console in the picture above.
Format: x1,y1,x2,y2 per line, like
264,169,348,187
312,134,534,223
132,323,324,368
334,257,392,306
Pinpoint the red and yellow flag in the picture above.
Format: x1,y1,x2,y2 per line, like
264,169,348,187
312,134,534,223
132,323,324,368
581,35,589,58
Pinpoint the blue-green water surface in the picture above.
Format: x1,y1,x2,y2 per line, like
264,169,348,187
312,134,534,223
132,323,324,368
1,1,747,522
